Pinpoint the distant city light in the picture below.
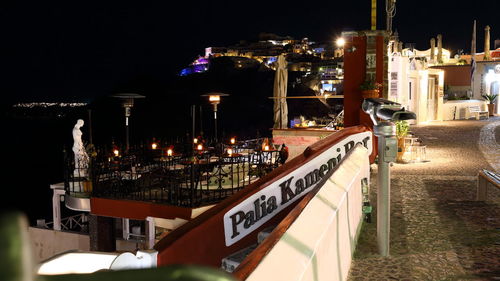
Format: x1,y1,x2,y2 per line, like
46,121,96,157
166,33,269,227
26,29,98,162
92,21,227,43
151,143,158,150
113,149,120,157
336,38,345,47
322,83,334,92
167,148,173,156
197,144,203,151
13,102,88,108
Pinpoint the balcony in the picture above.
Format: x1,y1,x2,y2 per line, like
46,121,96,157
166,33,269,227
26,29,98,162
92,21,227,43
64,139,285,209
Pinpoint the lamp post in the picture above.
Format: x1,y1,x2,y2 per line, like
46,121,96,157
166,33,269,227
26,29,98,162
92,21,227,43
112,93,145,153
201,93,229,143
336,37,345,48
335,37,345,58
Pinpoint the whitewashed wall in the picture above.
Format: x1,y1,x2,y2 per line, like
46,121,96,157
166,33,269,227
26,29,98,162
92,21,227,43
442,100,488,120
245,145,369,281
29,227,90,262
29,228,141,263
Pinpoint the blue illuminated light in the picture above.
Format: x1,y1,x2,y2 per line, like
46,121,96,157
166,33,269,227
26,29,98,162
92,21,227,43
322,84,333,91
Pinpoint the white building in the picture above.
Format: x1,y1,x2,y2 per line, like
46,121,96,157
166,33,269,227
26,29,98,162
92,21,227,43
473,61,500,114
388,48,445,124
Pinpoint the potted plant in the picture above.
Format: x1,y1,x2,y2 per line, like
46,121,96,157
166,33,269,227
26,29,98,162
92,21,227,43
360,80,381,98
395,120,410,163
482,94,498,116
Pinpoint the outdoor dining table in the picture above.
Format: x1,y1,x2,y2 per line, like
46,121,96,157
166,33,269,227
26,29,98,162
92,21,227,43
221,153,246,163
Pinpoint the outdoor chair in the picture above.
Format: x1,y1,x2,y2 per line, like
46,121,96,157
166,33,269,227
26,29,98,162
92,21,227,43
468,105,489,120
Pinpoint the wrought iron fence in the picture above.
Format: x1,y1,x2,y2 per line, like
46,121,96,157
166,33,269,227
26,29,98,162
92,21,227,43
64,139,285,208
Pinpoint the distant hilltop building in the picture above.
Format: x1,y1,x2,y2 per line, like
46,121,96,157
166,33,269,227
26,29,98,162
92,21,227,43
179,35,344,77
179,56,209,76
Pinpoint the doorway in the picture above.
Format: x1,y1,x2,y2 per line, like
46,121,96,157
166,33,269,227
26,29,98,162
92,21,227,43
408,78,416,112
427,77,437,120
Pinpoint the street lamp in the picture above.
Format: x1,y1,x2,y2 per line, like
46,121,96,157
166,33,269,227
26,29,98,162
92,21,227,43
335,37,345,47
201,92,229,143
112,93,145,153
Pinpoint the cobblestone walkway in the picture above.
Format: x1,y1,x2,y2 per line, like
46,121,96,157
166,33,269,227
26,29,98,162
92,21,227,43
348,119,500,281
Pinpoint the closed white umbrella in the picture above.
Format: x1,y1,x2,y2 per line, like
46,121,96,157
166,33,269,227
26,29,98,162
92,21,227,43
273,54,288,129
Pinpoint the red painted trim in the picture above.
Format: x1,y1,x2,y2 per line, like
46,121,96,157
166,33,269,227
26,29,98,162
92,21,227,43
375,35,385,85
431,65,470,86
343,35,367,127
154,126,374,268
90,198,193,220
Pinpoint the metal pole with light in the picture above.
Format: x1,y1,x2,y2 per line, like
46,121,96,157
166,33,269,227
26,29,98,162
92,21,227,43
371,0,377,30
362,98,415,257
335,37,345,58
210,95,219,143
386,0,396,34
201,93,229,143
112,93,145,153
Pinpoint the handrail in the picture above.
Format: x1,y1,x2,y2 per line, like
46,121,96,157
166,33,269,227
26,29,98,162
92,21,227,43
153,125,373,267
233,145,365,280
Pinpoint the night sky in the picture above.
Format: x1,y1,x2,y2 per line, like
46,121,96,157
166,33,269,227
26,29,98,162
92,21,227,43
1,1,499,104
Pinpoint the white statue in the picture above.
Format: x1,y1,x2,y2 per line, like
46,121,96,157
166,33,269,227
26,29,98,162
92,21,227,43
72,119,89,177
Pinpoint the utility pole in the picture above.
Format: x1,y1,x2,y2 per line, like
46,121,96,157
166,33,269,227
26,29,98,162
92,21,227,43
386,0,396,34
371,0,377,30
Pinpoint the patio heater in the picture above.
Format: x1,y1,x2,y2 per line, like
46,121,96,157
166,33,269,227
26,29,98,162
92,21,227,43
362,98,415,257
201,93,229,143
112,93,145,153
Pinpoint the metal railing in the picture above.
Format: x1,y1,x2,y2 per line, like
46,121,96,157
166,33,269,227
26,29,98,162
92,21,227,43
64,139,285,208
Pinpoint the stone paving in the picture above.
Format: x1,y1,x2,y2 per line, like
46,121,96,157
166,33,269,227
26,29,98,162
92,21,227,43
348,118,500,281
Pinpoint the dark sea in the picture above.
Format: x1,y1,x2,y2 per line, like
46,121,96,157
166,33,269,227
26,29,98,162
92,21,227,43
1,111,75,223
